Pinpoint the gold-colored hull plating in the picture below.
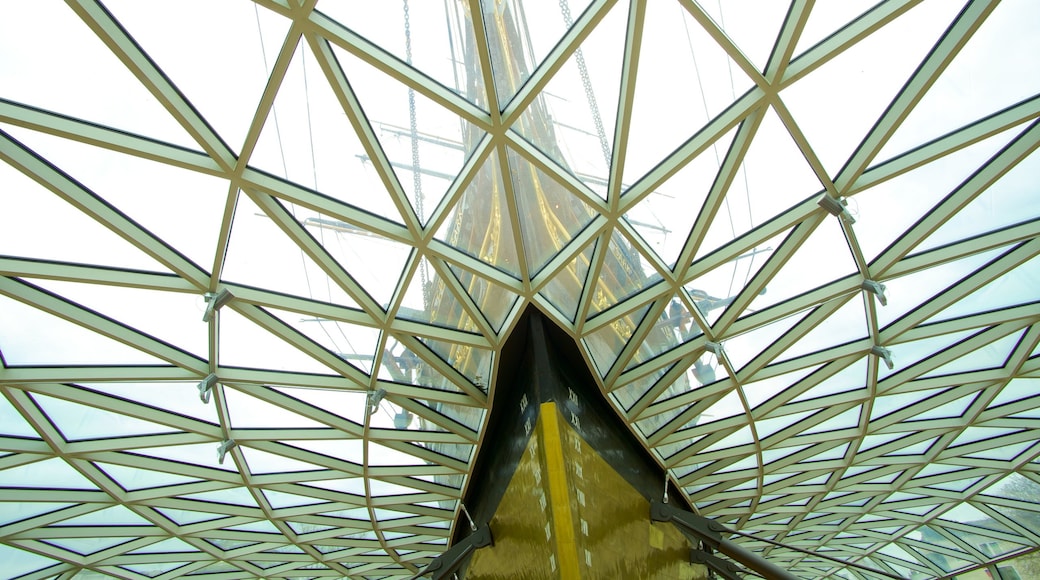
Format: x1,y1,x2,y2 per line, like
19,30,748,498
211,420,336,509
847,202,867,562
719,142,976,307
466,403,708,579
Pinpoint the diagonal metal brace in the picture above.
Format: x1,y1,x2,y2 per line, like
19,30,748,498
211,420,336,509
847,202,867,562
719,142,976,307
651,501,798,580
690,549,745,580
410,524,493,580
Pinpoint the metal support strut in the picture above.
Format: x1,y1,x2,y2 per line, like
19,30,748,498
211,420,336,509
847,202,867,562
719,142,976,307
651,501,799,580
408,524,493,580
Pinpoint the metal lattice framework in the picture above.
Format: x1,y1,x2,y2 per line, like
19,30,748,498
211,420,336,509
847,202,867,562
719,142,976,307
1,0,1039,578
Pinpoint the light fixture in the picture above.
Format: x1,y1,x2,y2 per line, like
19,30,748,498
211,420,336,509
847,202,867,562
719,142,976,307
202,288,233,322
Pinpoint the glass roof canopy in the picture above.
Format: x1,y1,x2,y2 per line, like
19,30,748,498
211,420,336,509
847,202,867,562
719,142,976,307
1,0,1039,577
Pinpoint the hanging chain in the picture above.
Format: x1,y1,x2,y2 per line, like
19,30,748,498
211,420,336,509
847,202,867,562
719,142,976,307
404,0,430,308
559,0,611,170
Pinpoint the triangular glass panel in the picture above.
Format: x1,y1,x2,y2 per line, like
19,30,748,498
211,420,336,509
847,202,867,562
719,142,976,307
965,440,1034,463
512,0,626,194
730,109,826,248
802,442,850,464
271,386,367,427
625,126,737,268
224,386,326,430
0,395,40,438
287,521,336,536
745,365,822,413
287,438,366,469
687,229,785,326
949,426,1020,451
180,488,261,509
776,297,867,362
876,246,1010,330
434,152,522,277
937,503,1012,534
87,382,220,425
698,387,747,426
851,126,1016,261
417,336,493,392
869,388,946,423
918,143,1040,254
788,358,867,403
878,330,975,382
0,502,73,527
480,0,597,108
884,437,939,457
316,2,476,102
989,378,1040,410
262,489,324,509
743,214,857,315
267,306,381,375
396,258,484,339
0,544,60,579
506,147,597,273
303,219,413,311
104,0,286,149
923,329,1022,378
780,0,963,176
695,1,787,73
239,446,326,476
45,536,135,556
130,443,238,473
981,472,1040,503
611,363,670,413
623,0,753,185
0,158,177,273
588,231,661,317
334,44,487,225
31,393,177,441
245,40,396,223
120,561,191,578
583,303,648,377
302,477,366,497
377,342,459,398
2,125,227,270
538,242,594,323
881,1,1040,158
96,462,198,491
626,298,701,370
797,404,862,437
0,293,168,366
925,253,1040,325
447,263,520,332
409,399,486,436
221,191,361,308
792,2,880,58
155,507,227,526
0,5,196,147
723,309,806,373
127,537,197,554
31,279,207,359
218,306,346,375
52,505,151,527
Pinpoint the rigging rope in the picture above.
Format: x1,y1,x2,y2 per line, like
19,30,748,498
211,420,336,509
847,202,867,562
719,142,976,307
404,0,431,309
559,0,612,171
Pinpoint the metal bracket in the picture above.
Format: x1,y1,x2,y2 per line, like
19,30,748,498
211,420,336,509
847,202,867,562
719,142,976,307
651,501,797,580
690,549,745,580
409,524,493,580
202,288,233,322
